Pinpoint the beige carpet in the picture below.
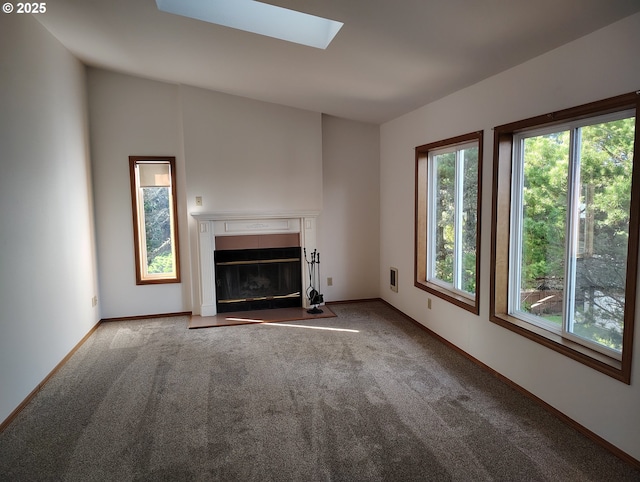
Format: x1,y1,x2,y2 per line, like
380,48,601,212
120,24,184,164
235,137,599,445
1,301,638,481
189,305,336,329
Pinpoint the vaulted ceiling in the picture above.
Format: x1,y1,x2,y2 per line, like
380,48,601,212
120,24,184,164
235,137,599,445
36,0,640,124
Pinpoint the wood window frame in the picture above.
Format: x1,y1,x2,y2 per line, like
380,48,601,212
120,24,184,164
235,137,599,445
415,131,483,315
490,92,640,383
129,156,181,285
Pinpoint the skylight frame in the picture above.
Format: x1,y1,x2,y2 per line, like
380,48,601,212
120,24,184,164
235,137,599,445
156,0,344,49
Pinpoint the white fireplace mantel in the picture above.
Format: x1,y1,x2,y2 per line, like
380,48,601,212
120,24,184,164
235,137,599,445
191,211,320,316
192,210,321,222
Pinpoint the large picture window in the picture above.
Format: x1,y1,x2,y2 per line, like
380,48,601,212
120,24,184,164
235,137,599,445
491,92,639,382
415,131,483,314
129,156,180,285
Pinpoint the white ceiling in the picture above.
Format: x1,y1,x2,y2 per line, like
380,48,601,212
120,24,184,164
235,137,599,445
36,0,640,124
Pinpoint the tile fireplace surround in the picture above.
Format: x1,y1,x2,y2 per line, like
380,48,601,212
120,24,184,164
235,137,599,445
192,211,320,317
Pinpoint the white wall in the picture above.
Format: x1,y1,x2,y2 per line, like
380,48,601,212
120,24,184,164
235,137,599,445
88,73,326,317
320,115,380,301
380,13,640,460
0,15,99,422
181,85,323,214
87,70,186,319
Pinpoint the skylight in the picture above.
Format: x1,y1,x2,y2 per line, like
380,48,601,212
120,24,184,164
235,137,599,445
156,0,344,49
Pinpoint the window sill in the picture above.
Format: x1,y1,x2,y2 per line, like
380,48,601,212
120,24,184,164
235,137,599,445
415,280,479,315
490,311,627,383
136,276,181,285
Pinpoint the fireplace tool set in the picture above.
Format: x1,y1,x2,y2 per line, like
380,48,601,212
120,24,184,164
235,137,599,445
304,248,324,314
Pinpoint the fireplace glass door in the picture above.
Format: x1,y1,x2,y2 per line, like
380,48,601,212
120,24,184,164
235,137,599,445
215,247,302,313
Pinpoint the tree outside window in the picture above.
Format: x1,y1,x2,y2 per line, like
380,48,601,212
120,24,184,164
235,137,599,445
511,115,634,354
491,92,639,383
415,131,483,314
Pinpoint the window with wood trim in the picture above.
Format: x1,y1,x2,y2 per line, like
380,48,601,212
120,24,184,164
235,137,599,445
129,156,180,285
490,92,639,383
415,131,483,314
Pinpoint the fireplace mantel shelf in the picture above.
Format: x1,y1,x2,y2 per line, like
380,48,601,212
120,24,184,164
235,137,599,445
191,211,320,221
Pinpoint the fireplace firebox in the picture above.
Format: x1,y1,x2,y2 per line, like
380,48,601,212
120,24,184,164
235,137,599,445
214,246,302,313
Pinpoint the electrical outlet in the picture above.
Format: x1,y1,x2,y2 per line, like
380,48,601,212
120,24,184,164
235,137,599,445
92,296,98,307
195,196,203,206
427,298,432,309
327,277,333,286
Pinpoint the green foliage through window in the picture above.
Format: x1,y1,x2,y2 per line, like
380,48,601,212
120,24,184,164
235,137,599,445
513,114,635,352
143,187,173,274
431,144,478,295
415,131,482,315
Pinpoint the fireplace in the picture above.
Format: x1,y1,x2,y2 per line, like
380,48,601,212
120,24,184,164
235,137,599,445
193,211,320,317
215,246,302,312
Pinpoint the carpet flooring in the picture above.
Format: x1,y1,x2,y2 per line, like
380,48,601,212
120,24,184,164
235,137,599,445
1,301,638,481
189,306,336,328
